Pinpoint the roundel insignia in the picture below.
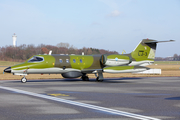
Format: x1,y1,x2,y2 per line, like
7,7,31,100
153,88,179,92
115,57,118,61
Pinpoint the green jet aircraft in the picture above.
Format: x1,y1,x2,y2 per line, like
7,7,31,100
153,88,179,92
4,39,174,83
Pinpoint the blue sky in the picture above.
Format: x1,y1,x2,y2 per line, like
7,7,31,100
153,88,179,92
0,0,179,57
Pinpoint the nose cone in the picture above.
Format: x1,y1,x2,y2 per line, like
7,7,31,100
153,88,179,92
4,67,11,73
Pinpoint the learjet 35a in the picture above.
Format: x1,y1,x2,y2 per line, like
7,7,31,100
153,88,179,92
4,39,174,83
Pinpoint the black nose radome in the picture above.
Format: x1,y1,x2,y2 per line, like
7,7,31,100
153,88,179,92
4,67,11,73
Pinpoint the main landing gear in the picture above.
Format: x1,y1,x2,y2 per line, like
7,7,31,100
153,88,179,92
95,72,104,82
81,72,104,82
21,76,27,83
81,74,89,81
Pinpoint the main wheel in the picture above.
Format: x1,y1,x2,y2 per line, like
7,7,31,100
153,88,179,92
81,76,89,81
85,76,89,81
21,77,27,83
96,77,103,82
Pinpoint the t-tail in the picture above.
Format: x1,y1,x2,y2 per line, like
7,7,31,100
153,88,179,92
129,39,174,66
102,39,174,73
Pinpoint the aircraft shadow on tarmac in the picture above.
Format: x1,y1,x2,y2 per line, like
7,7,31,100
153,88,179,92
165,97,180,100
11,77,142,84
100,77,142,83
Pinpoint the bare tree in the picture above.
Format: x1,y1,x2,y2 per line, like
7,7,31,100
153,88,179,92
41,47,49,54
173,54,179,60
0,42,120,62
87,48,92,55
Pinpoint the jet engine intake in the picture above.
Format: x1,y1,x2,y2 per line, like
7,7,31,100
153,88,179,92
100,54,131,66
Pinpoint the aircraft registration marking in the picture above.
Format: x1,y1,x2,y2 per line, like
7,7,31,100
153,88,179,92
0,86,160,120
138,51,147,56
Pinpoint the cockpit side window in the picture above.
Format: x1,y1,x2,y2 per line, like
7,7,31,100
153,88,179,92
28,56,44,62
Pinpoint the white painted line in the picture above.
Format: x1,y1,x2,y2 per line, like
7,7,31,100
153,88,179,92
0,86,160,120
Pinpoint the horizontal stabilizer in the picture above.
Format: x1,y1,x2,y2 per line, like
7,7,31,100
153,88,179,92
143,40,175,44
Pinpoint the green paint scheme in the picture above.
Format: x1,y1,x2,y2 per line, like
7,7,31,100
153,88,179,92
131,39,156,62
53,55,71,68
11,62,28,71
70,55,94,70
107,54,129,60
12,55,55,70
85,55,102,69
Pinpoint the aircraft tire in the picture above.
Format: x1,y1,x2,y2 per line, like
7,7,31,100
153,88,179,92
81,76,89,81
21,77,27,83
96,77,103,82
85,76,89,81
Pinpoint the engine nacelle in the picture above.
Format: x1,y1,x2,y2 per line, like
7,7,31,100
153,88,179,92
61,71,83,78
103,66,148,73
100,54,131,66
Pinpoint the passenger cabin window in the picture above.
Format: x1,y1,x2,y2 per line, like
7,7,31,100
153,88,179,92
80,59,82,63
73,59,76,63
59,59,63,63
66,59,69,63
28,56,44,62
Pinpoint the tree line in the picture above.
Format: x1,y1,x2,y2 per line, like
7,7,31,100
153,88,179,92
155,54,180,61
1,42,179,62
0,42,118,62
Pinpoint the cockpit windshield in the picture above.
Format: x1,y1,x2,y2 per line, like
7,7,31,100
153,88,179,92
28,56,44,62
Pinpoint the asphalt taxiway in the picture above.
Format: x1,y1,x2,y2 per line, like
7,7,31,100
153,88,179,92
0,77,180,120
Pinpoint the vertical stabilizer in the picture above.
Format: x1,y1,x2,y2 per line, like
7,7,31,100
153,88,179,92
131,39,157,61
130,39,174,66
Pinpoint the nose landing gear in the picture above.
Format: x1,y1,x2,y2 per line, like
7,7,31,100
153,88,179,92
21,76,27,83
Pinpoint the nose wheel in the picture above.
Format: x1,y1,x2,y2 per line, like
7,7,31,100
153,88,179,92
21,76,27,83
